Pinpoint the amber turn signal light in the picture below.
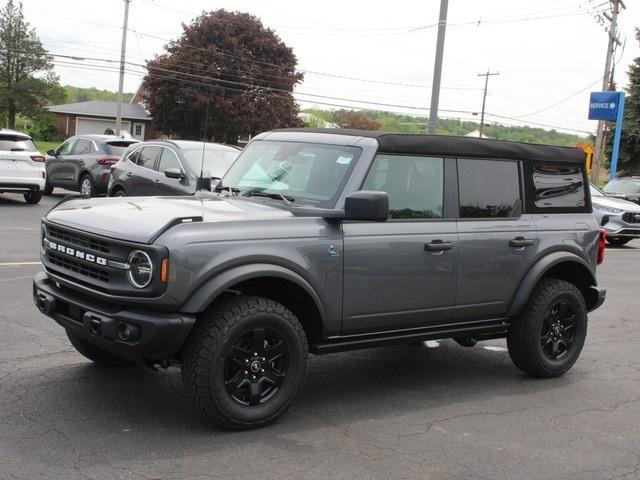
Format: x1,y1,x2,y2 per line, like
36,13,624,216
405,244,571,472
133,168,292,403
160,257,169,283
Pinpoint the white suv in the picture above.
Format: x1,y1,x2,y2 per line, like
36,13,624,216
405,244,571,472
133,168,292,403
0,129,46,204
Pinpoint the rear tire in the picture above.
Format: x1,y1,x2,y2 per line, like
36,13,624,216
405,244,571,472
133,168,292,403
607,237,630,246
507,278,587,378
80,174,95,198
182,296,308,430
43,183,53,195
66,331,134,367
24,190,43,204
112,188,126,197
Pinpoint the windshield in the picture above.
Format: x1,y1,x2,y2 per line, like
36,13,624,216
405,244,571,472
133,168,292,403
0,135,37,152
105,141,138,157
221,141,361,208
182,147,240,178
604,179,640,194
589,185,605,197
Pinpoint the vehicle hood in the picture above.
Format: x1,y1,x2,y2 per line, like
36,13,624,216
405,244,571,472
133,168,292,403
45,195,294,243
592,195,640,212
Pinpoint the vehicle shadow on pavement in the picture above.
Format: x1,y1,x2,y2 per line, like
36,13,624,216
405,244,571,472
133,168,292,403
0,340,581,463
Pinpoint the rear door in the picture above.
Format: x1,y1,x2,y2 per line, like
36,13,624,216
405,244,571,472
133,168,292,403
342,154,458,334
65,138,96,185
454,158,538,320
128,145,162,195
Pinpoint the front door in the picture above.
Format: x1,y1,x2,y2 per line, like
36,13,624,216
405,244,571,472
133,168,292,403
342,154,458,335
454,158,538,320
47,139,77,185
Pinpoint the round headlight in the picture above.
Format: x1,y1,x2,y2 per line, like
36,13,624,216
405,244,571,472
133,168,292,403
127,250,153,288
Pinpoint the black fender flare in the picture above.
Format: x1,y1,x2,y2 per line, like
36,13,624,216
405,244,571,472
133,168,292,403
178,263,327,321
507,251,596,317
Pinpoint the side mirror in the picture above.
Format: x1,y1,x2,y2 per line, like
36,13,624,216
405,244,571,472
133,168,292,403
164,168,184,179
47,149,56,156
344,191,389,222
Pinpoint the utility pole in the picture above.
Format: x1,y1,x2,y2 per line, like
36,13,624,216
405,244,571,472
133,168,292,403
115,0,131,137
592,0,625,182
477,70,499,138
427,0,448,135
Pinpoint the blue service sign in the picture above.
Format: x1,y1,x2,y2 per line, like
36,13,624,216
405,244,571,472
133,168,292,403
588,91,621,121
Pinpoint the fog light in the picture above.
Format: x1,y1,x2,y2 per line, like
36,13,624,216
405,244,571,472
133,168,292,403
118,322,141,341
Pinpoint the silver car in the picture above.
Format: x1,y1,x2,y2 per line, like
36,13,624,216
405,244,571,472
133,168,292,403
591,184,640,246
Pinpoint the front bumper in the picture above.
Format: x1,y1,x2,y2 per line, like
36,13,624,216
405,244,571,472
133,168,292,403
599,213,640,238
33,271,195,362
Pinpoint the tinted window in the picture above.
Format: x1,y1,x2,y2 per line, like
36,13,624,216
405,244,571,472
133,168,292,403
0,135,37,152
458,159,520,218
73,139,94,155
363,154,443,219
533,164,585,208
158,148,181,172
56,140,76,156
137,146,160,169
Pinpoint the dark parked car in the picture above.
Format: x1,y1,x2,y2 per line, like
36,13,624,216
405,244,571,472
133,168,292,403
35,129,606,430
602,176,640,204
45,135,139,197
107,140,240,197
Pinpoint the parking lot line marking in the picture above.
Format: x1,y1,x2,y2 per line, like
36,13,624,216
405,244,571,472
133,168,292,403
0,261,41,267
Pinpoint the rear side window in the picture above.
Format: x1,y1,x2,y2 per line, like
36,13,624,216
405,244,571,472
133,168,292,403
0,135,37,152
363,154,444,219
458,159,521,218
532,164,586,209
137,146,161,169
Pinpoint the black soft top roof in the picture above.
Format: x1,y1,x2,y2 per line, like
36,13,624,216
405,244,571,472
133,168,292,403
274,128,585,164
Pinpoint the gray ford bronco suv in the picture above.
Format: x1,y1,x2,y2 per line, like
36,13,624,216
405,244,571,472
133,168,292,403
33,128,606,429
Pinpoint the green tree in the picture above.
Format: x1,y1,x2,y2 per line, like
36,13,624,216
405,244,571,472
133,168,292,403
609,28,640,173
0,0,62,129
143,9,302,144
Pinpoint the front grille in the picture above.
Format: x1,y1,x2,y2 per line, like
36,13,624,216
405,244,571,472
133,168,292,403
617,229,640,236
48,252,110,283
48,226,111,253
622,212,640,224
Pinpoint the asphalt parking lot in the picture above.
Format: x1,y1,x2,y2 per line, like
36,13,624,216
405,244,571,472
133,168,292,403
1,192,639,480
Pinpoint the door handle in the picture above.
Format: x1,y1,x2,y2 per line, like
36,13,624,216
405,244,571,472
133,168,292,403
126,171,133,177
424,240,454,252
154,179,160,183
509,237,534,248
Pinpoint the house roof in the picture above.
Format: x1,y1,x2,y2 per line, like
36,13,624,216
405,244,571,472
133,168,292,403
47,101,151,120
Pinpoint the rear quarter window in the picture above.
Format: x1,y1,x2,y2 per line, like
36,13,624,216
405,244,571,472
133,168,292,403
526,163,589,212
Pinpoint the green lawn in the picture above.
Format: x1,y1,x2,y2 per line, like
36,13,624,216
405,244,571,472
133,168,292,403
34,140,61,154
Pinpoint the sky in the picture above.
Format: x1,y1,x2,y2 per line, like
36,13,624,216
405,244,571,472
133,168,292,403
21,0,640,136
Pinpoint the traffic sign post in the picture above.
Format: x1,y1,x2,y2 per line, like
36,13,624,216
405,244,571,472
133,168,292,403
588,91,626,180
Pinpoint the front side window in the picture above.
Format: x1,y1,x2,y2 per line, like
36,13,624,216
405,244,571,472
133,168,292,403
362,154,444,219
56,139,77,156
137,146,160,169
533,164,585,208
222,141,361,208
458,159,521,218
73,139,94,155
158,148,181,172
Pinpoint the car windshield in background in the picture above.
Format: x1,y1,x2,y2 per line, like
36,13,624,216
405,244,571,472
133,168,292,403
182,147,240,178
105,141,138,156
604,179,640,194
0,136,37,152
590,185,605,197
222,141,361,208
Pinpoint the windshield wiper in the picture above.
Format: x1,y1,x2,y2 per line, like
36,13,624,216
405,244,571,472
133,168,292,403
214,185,240,195
242,190,295,206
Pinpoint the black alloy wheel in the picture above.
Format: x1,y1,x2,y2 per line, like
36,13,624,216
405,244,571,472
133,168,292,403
224,327,288,406
540,300,576,361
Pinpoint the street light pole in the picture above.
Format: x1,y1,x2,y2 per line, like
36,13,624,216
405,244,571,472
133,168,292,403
115,0,131,137
427,0,448,135
477,70,499,138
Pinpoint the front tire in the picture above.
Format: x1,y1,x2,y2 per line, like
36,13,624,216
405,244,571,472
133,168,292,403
182,296,308,430
24,190,43,204
507,279,587,378
66,331,134,367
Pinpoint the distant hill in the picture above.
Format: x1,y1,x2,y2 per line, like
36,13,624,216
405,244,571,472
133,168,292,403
63,86,135,104
302,108,588,147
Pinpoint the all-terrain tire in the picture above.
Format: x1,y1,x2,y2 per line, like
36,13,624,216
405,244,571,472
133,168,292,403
181,295,308,430
507,278,587,378
66,330,134,367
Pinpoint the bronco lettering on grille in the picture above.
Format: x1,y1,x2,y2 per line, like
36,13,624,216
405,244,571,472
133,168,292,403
46,240,107,266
